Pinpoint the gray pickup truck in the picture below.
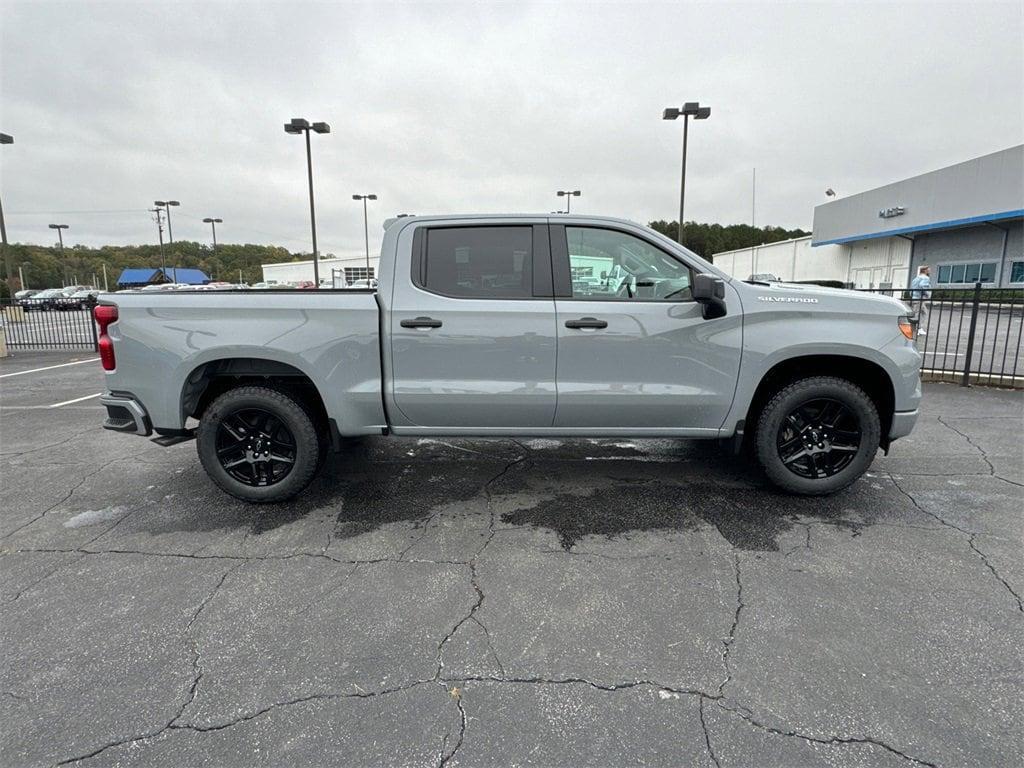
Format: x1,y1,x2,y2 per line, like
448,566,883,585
96,215,921,502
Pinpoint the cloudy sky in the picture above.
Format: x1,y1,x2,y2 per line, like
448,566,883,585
1,1,1021,257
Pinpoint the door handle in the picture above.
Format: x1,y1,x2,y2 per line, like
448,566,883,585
400,316,443,329
564,317,608,329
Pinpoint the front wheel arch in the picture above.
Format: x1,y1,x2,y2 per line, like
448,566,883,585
743,355,894,448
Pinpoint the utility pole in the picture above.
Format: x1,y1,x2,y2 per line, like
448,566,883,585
102,263,108,292
150,207,167,277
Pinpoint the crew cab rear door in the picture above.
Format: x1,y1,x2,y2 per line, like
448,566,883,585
550,223,742,432
388,221,557,428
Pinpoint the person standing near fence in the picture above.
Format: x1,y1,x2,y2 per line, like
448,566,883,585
910,265,931,336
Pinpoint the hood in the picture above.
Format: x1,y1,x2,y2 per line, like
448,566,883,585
741,281,908,314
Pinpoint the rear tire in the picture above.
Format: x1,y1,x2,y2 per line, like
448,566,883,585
197,385,322,503
755,376,880,495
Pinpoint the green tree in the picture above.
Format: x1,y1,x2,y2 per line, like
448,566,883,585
647,220,809,262
3,241,308,292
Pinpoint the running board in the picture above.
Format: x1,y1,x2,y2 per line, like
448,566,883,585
151,431,196,447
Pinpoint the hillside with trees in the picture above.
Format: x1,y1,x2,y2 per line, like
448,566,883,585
1,241,308,295
647,221,809,261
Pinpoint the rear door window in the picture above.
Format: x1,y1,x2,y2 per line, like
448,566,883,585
420,226,533,298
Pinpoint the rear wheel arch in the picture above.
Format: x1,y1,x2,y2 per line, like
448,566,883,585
744,355,895,446
181,357,329,434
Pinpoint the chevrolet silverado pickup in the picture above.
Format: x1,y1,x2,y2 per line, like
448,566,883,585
96,215,921,502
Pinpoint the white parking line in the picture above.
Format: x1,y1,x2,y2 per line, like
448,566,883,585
48,392,102,408
0,358,100,379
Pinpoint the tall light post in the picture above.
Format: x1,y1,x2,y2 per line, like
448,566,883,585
49,224,69,285
285,117,331,287
352,194,377,277
202,217,222,251
1,132,13,293
154,200,179,242
663,102,710,245
556,189,581,213
203,218,222,280
154,200,179,281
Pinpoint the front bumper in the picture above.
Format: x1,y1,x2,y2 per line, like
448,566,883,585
889,409,919,440
100,393,152,436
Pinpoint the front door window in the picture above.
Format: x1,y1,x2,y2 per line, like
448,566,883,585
566,227,692,301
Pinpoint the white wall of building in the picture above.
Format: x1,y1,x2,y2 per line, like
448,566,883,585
712,235,910,289
846,236,912,289
261,254,380,286
712,237,847,283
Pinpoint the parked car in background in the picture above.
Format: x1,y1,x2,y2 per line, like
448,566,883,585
97,214,922,503
295,280,317,290
20,287,68,310
14,289,40,303
747,273,781,283
346,278,379,289
54,288,100,310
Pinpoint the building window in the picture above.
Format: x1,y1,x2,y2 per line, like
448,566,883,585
936,261,996,285
1010,261,1024,284
344,267,375,283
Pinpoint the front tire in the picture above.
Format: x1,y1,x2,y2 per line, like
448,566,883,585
197,385,322,503
755,376,880,495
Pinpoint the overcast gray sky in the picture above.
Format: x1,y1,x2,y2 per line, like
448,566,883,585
1,1,1022,257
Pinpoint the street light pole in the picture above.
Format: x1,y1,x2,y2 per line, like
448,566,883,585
352,194,377,276
202,217,222,251
663,102,710,245
49,224,69,285
556,190,581,214
154,200,179,243
285,118,331,288
1,132,13,293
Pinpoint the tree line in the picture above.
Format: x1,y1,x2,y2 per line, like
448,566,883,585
647,221,810,261
0,241,311,296
0,218,810,296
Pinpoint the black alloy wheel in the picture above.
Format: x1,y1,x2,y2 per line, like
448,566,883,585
776,397,862,479
215,407,297,487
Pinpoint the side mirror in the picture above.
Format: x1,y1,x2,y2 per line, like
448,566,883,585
692,273,727,319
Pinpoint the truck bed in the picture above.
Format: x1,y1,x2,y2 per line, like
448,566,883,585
101,290,386,436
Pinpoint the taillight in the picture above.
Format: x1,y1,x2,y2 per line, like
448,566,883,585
94,304,118,370
898,316,914,340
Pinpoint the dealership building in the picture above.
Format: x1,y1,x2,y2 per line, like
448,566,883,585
712,144,1023,289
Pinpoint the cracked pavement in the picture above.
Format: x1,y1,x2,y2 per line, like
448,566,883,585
1,352,1022,767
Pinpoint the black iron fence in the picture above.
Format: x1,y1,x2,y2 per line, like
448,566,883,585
0,298,99,351
859,284,1024,388
2,287,1022,388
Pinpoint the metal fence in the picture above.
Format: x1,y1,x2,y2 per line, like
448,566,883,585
859,284,1024,388
2,288,1022,388
0,298,99,351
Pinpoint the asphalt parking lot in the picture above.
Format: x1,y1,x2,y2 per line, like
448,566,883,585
1,351,1021,768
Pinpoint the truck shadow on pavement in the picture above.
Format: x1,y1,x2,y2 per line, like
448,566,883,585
199,436,905,555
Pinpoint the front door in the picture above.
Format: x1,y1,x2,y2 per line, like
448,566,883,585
551,224,741,431
389,223,558,428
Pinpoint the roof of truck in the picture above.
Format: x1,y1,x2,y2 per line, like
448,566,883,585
382,213,645,229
